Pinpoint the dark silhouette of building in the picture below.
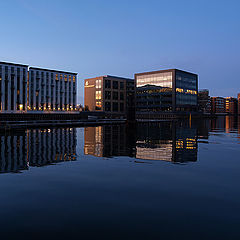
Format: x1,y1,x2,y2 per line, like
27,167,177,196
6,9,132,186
238,94,240,115
198,89,211,113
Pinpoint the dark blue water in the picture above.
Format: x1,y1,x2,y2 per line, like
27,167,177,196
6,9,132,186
0,116,240,239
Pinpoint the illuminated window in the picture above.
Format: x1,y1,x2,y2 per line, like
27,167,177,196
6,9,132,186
96,79,101,89
73,76,76,82
55,74,59,81
96,90,101,100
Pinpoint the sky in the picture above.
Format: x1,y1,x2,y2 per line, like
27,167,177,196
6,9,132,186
0,0,239,104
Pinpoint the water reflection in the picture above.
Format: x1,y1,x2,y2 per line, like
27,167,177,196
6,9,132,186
0,116,239,174
84,116,240,163
84,122,199,163
0,128,77,174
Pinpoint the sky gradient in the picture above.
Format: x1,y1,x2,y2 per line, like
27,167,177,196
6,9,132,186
0,0,239,104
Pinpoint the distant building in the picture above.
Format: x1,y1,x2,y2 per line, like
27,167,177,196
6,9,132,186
135,69,198,113
0,62,28,113
198,89,211,113
238,93,240,115
28,67,77,112
84,75,135,118
225,97,238,115
211,97,225,114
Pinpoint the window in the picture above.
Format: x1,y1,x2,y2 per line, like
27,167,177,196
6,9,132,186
96,91,101,100
105,102,111,112
120,103,124,112
96,79,101,89
55,74,59,81
105,80,111,88
113,92,118,100
120,92,124,100
113,102,118,112
120,82,124,90
113,81,118,89
105,91,111,100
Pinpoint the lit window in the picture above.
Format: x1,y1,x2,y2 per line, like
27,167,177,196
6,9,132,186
96,90,102,100
96,79,101,89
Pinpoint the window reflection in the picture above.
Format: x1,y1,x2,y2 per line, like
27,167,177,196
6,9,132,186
0,128,77,174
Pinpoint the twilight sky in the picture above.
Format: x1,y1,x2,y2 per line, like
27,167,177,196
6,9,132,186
0,0,239,104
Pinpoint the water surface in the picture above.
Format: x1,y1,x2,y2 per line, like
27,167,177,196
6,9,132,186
0,116,240,239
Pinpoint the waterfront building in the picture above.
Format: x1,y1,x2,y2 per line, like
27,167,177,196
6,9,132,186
28,67,77,112
238,93,240,115
198,89,211,113
211,97,226,114
225,97,238,115
135,69,198,113
0,62,28,113
84,75,135,118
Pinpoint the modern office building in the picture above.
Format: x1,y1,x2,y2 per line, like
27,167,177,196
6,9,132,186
135,69,198,113
28,67,77,112
211,97,226,114
84,75,135,118
0,61,28,113
225,97,238,115
0,61,78,113
198,89,211,113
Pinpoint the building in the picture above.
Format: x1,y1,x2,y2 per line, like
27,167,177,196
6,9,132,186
84,75,135,118
135,69,198,113
198,89,211,113
225,97,238,115
0,62,28,113
211,97,225,114
238,94,240,115
28,67,77,112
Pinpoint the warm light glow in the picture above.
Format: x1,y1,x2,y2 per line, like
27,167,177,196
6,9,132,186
19,104,23,111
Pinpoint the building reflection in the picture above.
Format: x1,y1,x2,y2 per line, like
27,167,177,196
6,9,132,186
0,128,77,174
84,125,135,158
84,122,199,163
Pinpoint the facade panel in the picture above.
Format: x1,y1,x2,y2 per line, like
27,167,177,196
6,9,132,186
0,62,28,113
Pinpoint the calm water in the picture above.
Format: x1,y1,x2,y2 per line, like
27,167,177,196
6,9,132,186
0,116,240,239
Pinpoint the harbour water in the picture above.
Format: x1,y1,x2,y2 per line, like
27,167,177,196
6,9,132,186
0,116,240,239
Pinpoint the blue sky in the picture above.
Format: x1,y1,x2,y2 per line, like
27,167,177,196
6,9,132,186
0,0,239,104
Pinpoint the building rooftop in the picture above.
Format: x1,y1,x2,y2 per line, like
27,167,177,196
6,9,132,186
85,75,134,81
29,66,77,75
135,68,198,77
0,61,28,67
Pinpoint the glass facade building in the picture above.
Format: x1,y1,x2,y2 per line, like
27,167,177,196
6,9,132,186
135,69,198,112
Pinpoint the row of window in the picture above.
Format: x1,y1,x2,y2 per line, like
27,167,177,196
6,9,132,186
105,91,124,100
105,102,124,112
104,80,124,90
